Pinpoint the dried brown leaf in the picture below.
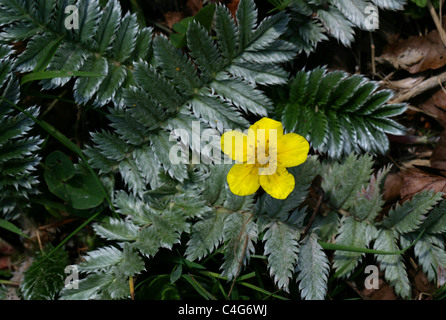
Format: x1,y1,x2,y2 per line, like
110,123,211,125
400,168,446,200
376,29,446,74
431,130,446,170
164,11,185,29
186,0,203,15
382,172,404,203
418,89,446,128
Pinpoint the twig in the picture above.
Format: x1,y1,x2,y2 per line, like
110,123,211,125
438,76,446,96
370,32,376,75
146,18,172,34
427,0,446,48
302,191,324,238
35,229,43,253
390,70,446,103
38,217,79,230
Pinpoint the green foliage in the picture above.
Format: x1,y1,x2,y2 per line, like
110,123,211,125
0,44,42,218
0,0,151,106
296,233,330,300
2,0,445,302
314,155,446,299
279,67,406,158
170,4,216,48
44,151,105,209
284,0,407,54
20,245,68,300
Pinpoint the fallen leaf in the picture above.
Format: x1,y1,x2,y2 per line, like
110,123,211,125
186,0,203,15
400,167,446,200
353,269,399,300
164,11,185,29
0,238,14,255
382,172,404,203
0,256,10,269
228,0,240,19
437,266,446,287
376,29,446,74
417,88,446,128
368,280,399,300
431,130,446,170
410,268,435,299
402,158,431,169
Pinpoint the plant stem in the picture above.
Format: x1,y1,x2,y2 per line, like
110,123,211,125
427,0,446,47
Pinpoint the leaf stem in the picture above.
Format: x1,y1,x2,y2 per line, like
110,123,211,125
318,229,425,255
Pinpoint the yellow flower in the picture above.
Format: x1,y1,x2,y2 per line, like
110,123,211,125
221,117,309,200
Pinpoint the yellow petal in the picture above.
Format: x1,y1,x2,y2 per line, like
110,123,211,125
248,117,284,146
227,164,260,196
220,130,248,163
250,118,284,137
277,133,309,168
259,166,295,199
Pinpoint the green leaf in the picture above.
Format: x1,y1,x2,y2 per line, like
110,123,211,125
350,166,389,221
215,4,238,61
201,164,231,206
0,218,28,238
185,210,229,261
220,212,258,280
77,0,100,44
95,0,121,54
44,151,75,181
279,67,406,158
170,4,216,48
189,93,249,133
118,157,146,197
236,0,258,51
372,0,406,10
73,56,108,104
44,152,105,210
296,233,330,300
209,78,270,117
322,153,374,210
111,12,139,63
14,34,64,72
333,216,369,278
151,130,189,183
374,229,411,299
119,243,145,277
93,217,139,241
263,220,299,292
93,62,127,106
421,200,446,234
79,246,123,273
22,70,103,86
332,0,369,29
382,190,443,234
132,145,163,190
187,21,222,79
413,234,446,282
317,7,355,46
194,3,216,31
226,61,289,85
153,36,201,97
244,11,290,51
